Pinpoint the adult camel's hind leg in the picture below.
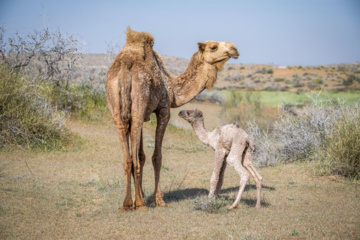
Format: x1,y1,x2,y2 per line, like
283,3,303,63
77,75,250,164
132,130,146,198
116,122,134,211
107,86,134,211
243,147,263,208
152,108,170,207
130,118,147,210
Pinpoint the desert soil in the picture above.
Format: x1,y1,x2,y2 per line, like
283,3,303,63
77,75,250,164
0,102,359,240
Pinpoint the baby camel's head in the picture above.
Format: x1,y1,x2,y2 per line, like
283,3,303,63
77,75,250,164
178,109,204,124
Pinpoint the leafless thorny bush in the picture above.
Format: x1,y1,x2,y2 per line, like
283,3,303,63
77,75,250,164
1,26,109,120
244,92,360,178
0,26,83,86
245,121,280,167
0,26,87,149
274,92,359,161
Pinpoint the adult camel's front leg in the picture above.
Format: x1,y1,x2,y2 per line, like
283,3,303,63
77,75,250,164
152,108,170,207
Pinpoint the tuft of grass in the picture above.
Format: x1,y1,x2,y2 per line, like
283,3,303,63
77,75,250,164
0,63,79,150
291,229,300,236
193,195,230,213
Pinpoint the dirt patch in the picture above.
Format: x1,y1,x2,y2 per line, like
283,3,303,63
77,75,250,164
1,103,359,239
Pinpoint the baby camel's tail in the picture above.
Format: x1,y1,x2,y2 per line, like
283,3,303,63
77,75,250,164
246,139,255,152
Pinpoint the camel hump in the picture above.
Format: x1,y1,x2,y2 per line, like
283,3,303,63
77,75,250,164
125,27,154,48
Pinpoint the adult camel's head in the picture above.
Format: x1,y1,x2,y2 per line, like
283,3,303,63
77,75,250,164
197,41,239,66
191,41,239,90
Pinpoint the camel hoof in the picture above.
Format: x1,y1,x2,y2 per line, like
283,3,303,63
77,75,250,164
228,205,237,210
119,206,134,211
255,204,261,209
153,198,167,207
136,205,148,210
156,201,167,207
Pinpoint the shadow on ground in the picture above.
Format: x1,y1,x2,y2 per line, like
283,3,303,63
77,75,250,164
145,184,274,207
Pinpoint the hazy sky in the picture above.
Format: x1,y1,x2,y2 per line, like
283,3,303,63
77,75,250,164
1,0,359,65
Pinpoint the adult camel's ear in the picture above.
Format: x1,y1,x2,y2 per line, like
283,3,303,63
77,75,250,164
197,42,206,52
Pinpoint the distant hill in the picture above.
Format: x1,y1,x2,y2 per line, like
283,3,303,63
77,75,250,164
82,54,360,92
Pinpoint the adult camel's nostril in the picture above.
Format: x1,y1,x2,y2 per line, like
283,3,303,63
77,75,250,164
230,47,239,59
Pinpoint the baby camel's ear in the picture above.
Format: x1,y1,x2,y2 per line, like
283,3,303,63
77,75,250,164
194,109,203,118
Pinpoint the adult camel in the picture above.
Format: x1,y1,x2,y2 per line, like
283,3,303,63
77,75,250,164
106,28,239,210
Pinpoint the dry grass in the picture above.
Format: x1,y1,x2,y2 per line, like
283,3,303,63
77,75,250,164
0,103,359,240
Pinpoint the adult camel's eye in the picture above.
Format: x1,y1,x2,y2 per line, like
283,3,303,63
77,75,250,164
210,45,217,50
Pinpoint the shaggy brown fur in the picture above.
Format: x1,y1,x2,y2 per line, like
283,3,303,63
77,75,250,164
106,28,239,211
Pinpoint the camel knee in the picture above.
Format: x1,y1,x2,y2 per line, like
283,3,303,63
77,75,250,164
240,172,250,185
152,155,162,170
257,176,263,187
139,152,146,167
123,157,133,174
210,175,219,185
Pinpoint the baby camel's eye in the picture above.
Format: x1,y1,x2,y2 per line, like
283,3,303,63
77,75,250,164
210,45,218,51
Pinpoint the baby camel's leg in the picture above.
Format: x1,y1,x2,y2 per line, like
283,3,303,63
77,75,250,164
215,160,227,198
243,147,263,208
227,144,249,210
209,150,226,198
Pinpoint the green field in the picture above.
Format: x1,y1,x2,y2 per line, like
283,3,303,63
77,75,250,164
220,90,360,107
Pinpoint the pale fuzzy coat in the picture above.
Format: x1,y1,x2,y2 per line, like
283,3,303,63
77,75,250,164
179,109,262,209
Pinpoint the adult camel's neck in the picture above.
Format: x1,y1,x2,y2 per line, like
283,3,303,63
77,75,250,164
191,119,211,147
169,52,222,108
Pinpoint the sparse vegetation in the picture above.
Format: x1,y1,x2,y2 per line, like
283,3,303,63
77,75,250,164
193,195,230,213
317,110,360,179
0,64,77,150
1,112,358,239
0,26,359,240
242,93,360,180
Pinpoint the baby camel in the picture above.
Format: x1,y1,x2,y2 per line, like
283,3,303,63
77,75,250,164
178,109,263,209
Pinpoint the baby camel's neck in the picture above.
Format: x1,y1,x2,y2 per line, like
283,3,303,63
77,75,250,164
191,120,211,147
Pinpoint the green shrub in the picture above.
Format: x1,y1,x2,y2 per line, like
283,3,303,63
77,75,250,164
43,78,107,121
274,78,285,82
220,91,262,125
318,115,360,179
0,64,78,150
313,77,324,85
342,74,360,86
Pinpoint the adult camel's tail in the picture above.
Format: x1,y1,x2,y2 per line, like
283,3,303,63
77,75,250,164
116,27,155,122
119,56,132,122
